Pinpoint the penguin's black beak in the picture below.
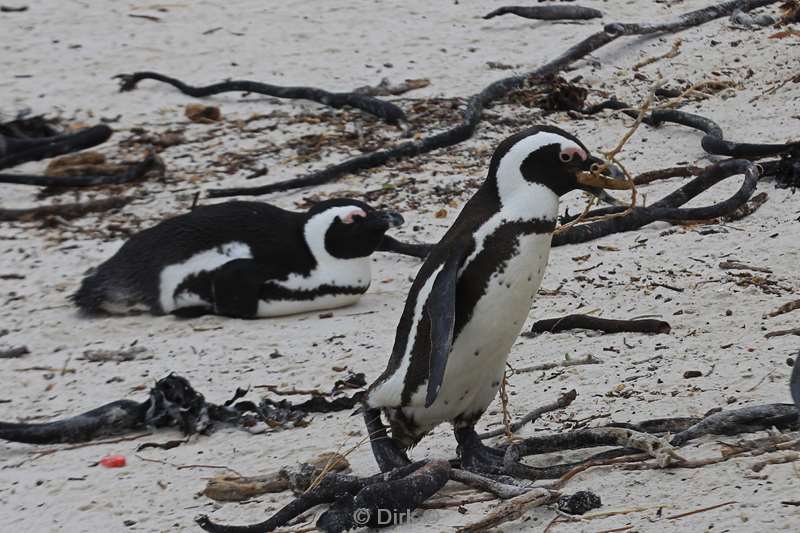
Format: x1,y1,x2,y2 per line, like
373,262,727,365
575,155,632,192
378,211,405,228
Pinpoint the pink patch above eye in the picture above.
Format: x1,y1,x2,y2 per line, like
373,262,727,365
341,209,367,224
561,147,587,161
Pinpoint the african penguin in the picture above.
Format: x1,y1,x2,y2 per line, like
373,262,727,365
73,199,415,319
361,126,630,473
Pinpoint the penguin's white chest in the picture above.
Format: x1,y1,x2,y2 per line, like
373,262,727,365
410,232,552,428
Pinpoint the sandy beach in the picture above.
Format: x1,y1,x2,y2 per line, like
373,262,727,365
1,1,799,531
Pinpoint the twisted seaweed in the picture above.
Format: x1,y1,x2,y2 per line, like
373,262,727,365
114,71,406,125
206,0,787,198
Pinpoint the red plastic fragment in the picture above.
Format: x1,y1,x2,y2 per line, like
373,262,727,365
99,455,126,468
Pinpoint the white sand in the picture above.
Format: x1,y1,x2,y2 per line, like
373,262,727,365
1,1,799,531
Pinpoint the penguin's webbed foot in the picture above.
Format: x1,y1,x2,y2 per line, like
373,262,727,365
455,426,506,475
363,408,412,472
456,427,575,480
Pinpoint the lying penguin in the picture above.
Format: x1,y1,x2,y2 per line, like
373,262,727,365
73,199,425,318
361,125,630,473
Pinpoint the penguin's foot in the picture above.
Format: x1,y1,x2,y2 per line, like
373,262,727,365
363,408,412,472
455,426,507,475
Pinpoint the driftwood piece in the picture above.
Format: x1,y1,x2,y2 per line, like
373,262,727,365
767,299,800,318
765,328,800,339
751,452,800,472
81,346,151,363
206,0,784,198
503,427,682,480
448,468,532,499
114,71,406,125
480,389,578,439
730,8,776,26
670,404,799,446
202,452,349,502
196,461,442,533
633,38,683,71
353,78,430,97
719,430,800,457
718,260,772,274
0,196,132,222
528,315,671,336
513,354,602,374
0,152,164,188
484,5,603,21
608,417,701,435
456,488,559,533
0,125,112,170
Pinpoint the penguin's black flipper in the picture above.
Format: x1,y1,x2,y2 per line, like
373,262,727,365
211,259,273,318
424,254,461,408
791,359,800,414
172,306,214,319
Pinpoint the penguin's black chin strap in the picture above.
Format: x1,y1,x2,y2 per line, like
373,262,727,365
363,408,412,472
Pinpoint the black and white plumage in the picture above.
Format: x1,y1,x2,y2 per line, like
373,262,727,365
73,199,416,319
361,126,630,473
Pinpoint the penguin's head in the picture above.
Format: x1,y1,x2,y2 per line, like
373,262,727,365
489,126,630,198
306,199,404,260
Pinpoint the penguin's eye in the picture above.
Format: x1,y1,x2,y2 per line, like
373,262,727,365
590,162,603,174
559,152,573,163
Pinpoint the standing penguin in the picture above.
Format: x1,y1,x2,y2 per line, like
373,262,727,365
73,199,423,318
362,126,630,473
